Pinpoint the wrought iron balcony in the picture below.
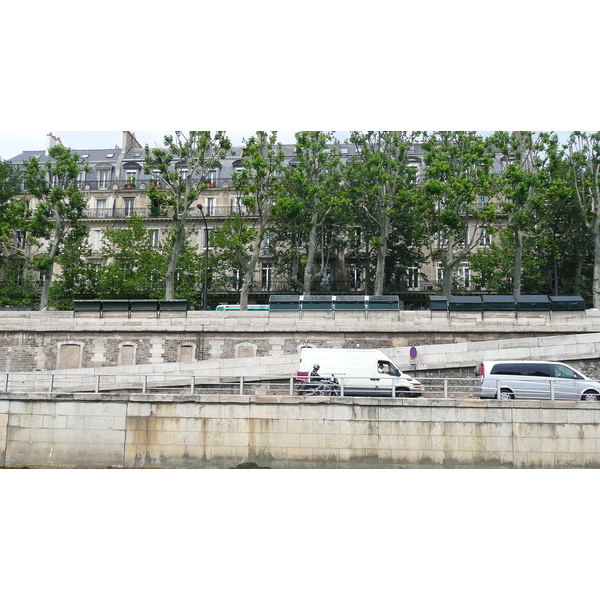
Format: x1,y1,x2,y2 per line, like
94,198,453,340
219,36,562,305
83,206,258,220
78,178,237,192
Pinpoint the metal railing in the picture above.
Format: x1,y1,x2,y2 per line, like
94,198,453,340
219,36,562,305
1,373,594,402
83,206,259,220
77,178,237,192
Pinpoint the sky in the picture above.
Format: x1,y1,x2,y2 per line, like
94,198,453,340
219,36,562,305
0,130,586,160
0,131,354,160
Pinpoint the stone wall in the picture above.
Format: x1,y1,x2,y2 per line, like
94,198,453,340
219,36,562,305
3,393,600,468
2,309,600,373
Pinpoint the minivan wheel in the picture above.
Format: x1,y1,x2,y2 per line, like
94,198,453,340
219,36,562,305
498,388,515,401
581,389,600,402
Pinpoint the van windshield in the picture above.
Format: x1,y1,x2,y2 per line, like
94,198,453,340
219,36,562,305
378,361,401,377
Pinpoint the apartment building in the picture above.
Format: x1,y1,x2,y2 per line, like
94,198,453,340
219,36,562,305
8,131,494,306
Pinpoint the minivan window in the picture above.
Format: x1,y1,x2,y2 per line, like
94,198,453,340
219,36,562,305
490,363,551,377
553,364,579,379
490,363,525,376
522,363,551,377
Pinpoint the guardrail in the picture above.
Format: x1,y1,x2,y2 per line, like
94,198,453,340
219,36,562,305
2,373,595,402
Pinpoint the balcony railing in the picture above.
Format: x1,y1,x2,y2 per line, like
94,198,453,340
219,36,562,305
83,206,259,219
78,178,236,192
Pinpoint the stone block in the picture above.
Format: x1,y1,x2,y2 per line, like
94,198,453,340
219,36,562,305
379,435,406,450
313,419,340,435
101,430,126,445
299,433,327,449
484,436,513,452
29,428,55,443
222,432,250,447
567,409,598,424
418,450,446,465
567,438,598,453
521,452,556,468
288,419,314,434
513,436,541,453
7,426,30,442
273,433,301,448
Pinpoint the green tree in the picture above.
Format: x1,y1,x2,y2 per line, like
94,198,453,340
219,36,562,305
230,132,286,310
49,225,99,309
420,131,498,296
488,132,563,295
565,132,600,306
97,215,168,299
144,131,231,301
0,159,24,256
278,131,345,294
0,159,33,307
23,145,89,309
346,131,423,295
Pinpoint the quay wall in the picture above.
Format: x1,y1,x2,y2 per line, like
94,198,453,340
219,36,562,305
2,393,600,469
2,309,600,373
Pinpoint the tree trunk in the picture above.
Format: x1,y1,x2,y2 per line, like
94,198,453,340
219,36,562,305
165,220,186,300
593,225,600,308
39,222,62,310
302,219,319,295
512,228,523,296
373,239,388,296
239,234,263,310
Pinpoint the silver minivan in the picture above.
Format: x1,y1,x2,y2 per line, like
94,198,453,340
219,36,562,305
475,360,600,401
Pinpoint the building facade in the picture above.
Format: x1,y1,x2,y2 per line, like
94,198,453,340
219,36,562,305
8,131,494,307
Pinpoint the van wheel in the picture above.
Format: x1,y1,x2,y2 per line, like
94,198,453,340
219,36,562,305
581,389,600,402
395,389,408,398
498,388,515,401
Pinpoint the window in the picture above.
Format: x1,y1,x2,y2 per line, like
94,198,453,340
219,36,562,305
96,198,107,217
15,231,26,249
125,170,137,187
231,268,242,291
205,197,215,216
435,231,448,249
261,263,272,289
408,159,421,182
149,229,159,247
261,231,274,252
124,198,134,216
98,170,110,190
349,264,362,290
407,265,419,289
478,226,491,246
553,364,579,379
436,263,444,282
477,195,490,209
459,262,470,288
92,230,104,251
106,153,115,158
208,169,218,187
202,228,212,248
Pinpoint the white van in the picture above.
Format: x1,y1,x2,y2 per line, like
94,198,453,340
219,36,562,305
297,348,422,397
475,360,600,401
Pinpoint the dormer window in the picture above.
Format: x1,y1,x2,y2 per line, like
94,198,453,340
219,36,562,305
208,169,218,187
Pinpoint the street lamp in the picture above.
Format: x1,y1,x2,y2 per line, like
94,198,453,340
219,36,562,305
197,203,209,310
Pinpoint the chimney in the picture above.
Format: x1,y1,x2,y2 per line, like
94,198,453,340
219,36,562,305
46,132,63,155
122,131,142,152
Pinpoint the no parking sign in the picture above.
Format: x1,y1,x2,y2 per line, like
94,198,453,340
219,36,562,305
409,346,418,360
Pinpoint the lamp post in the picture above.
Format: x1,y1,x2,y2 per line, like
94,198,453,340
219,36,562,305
197,203,209,310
